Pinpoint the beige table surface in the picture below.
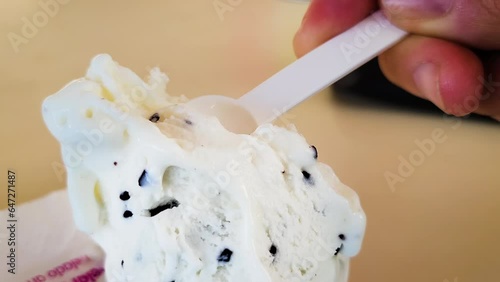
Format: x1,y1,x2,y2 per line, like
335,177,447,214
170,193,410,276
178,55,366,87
1,1,499,282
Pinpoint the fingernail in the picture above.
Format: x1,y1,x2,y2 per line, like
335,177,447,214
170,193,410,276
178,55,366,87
413,63,443,108
382,0,453,18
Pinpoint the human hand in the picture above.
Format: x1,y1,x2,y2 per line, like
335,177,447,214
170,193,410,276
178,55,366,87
294,0,500,120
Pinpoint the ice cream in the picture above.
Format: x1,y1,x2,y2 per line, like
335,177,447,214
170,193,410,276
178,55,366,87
42,54,366,282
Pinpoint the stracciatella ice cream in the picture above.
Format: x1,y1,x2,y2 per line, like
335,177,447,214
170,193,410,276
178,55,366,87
42,54,366,282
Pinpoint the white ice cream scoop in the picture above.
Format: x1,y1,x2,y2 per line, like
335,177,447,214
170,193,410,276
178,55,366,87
187,11,408,133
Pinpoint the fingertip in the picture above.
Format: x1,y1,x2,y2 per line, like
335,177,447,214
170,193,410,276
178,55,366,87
379,36,484,117
293,0,376,58
436,48,484,116
293,24,317,58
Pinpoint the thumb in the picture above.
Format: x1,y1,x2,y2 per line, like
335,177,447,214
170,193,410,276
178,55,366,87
381,0,500,49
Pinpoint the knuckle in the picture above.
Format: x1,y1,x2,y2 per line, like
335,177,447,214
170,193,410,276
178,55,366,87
479,0,500,19
461,0,500,47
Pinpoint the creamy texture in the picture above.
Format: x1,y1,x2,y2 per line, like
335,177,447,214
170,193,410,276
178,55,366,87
42,54,366,282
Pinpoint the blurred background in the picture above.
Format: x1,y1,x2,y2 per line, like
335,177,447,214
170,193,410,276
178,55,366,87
1,0,499,281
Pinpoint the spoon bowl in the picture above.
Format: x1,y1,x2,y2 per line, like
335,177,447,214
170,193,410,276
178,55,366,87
186,95,258,134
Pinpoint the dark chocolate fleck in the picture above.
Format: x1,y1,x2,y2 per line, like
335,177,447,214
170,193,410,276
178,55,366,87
149,113,160,123
121,260,124,267
339,234,345,241
281,170,285,174
334,244,343,256
310,145,318,159
184,119,193,125
120,191,130,201
113,161,118,166
269,244,277,256
148,199,180,217
217,248,233,263
123,210,133,218
302,170,314,185
139,170,148,186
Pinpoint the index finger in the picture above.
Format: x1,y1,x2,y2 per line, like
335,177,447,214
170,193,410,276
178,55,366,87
381,0,500,50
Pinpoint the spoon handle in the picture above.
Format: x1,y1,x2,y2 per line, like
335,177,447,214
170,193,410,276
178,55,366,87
238,10,408,125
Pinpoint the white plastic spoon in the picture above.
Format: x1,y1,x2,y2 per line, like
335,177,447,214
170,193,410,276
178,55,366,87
187,11,408,133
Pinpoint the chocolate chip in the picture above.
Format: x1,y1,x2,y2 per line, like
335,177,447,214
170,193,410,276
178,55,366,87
334,244,343,256
302,170,314,185
113,161,118,166
149,113,160,123
269,244,277,256
339,234,345,241
217,248,233,263
310,145,318,159
148,199,180,217
139,170,148,186
281,170,285,174
184,119,193,125
120,191,130,201
123,210,133,218
121,260,124,267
